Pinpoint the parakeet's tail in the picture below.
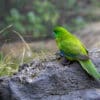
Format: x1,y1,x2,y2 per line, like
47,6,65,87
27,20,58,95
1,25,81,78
78,59,100,80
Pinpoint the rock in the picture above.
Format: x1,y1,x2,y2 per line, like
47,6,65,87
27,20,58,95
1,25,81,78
0,77,10,100
0,55,100,100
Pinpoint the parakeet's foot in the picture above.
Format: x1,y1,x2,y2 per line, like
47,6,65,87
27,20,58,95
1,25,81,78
60,57,73,66
55,51,73,66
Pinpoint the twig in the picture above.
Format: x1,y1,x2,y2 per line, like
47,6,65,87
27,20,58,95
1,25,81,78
0,24,13,34
20,48,25,65
12,30,32,55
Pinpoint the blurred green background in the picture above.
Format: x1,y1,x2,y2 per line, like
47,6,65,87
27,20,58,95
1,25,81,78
0,0,100,76
0,0,100,41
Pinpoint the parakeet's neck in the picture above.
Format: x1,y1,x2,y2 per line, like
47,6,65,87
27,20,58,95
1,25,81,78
55,31,70,48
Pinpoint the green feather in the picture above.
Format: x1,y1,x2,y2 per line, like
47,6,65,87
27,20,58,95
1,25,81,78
54,26,100,80
79,60,100,80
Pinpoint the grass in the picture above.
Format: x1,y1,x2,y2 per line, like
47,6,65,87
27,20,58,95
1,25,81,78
0,48,54,77
0,25,34,76
0,52,18,76
0,25,55,77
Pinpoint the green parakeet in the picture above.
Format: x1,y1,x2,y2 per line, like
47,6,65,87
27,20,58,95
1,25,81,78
53,26,100,80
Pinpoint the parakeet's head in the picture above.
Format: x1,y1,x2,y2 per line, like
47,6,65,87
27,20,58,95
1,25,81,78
53,26,70,38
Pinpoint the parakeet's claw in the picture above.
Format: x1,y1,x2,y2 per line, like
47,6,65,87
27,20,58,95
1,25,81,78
60,57,72,66
61,58,72,66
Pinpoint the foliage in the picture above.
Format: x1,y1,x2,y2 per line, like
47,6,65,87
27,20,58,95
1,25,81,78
6,8,25,33
0,48,53,77
64,0,77,10
0,0,100,38
91,0,100,6
64,16,86,32
5,0,59,38
0,52,18,76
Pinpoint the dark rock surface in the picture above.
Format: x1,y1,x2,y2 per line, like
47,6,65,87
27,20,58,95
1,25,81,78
0,55,100,100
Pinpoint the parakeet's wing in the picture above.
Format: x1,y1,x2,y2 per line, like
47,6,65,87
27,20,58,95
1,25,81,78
59,40,89,60
72,34,88,54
